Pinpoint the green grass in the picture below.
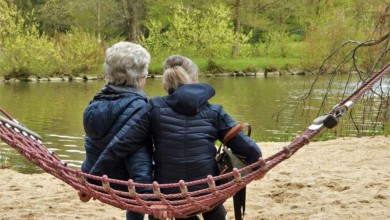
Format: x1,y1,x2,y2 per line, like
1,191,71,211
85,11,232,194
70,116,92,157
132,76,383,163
0,151,12,169
206,57,302,72
149,56,302,75
148,41,305,75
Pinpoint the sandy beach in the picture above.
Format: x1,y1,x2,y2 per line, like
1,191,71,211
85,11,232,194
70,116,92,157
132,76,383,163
0,136,389,220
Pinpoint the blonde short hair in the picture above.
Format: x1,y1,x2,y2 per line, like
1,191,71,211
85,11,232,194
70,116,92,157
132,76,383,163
104,42,150,88
162,55,199,92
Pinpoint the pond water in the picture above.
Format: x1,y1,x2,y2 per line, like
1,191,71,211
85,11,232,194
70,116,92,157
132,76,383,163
0,74,389,173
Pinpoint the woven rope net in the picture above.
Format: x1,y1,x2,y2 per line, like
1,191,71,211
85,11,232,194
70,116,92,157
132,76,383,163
0,63,389,218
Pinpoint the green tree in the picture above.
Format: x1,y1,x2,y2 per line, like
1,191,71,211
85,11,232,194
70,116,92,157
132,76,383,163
226,0,299,56
64,0,121,40
0,0,57,78
55,28,105,76
120,0,147,42
36,0,75,34
146,0,223,28
141,4,235,59
8,0,33,14
297,0,388,68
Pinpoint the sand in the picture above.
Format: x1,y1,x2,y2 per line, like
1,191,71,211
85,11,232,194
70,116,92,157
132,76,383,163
0,136,389,220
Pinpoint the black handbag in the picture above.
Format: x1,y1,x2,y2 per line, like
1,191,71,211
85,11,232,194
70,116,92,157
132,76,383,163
216,122,252,220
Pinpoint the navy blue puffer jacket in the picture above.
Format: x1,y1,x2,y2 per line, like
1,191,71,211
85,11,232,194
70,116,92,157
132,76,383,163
90,83,261,194
82,84,153,192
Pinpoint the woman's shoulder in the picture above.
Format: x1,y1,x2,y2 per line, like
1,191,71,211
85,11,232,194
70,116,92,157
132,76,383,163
207,103,224,112
148,96,167,107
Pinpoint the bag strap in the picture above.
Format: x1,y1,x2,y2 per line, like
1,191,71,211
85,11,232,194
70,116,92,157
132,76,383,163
220,122,251,220
222,122,251,145
218,123,251,155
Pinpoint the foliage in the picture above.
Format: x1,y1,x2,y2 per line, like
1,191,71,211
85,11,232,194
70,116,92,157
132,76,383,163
0,1,105,78
141,4,235,59
263,30,293,58
0,0,57,78
68,0,122,40
232,29,254,58
35,0,75,34
206,59,226,74
138,20,170,59
299,0,388,69
147,55,302,75
1,0,388,77
146,0,224,28
165,56,299,74
0,152,12,169
55,28,106,76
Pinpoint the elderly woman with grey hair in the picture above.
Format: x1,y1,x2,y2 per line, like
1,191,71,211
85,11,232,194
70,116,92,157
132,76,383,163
90,55,262,220
80,41,153,220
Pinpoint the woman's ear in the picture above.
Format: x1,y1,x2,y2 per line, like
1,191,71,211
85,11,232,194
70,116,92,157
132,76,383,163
139,77,146,89
192,76,199,83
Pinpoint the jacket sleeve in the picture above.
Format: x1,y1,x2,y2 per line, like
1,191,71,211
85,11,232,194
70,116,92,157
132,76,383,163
124,145,153,193
89,104,153,177
216,106,262,164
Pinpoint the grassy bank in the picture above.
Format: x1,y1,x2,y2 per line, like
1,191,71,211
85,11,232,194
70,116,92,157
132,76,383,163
149,56,303,75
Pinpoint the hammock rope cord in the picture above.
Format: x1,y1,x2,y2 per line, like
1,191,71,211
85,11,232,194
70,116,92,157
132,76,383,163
0,63,389,218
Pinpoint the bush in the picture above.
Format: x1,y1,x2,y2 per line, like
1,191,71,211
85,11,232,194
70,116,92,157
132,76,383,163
55,28,106,77
206,59,225,74
264,30,292,58
0,1,58,78
0,1,105,78
1,34,58,78
141,4,234,60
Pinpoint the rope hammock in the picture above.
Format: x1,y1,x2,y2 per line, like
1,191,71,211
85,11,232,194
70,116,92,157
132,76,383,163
0,63,389,219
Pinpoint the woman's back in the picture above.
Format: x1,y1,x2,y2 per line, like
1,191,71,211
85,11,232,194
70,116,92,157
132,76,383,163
149,84,219,187
82,85,148,172
148,83,260,194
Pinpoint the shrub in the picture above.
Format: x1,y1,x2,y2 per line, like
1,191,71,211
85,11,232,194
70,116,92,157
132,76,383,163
263,30,292,58
0,1,58,78
0,1,105,78
206,59,225,74
141,4,235,60
55,28,106,77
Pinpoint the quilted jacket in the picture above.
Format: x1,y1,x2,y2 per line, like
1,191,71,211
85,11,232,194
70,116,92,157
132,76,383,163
81,84,153,192
90,83,261,193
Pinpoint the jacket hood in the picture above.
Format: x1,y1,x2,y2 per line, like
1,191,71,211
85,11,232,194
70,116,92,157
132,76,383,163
94,84,147,100
84,84,147,140
163,83,215,115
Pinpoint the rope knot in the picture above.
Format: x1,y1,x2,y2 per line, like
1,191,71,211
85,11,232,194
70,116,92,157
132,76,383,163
300,135,310,145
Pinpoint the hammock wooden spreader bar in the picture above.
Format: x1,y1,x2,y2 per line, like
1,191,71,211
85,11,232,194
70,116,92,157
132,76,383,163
0,63,389,218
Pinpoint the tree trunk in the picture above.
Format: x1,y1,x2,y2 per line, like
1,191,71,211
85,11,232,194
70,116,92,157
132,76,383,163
130,7,137,42
121,0,146,42
96,0,101,42
232,0,241,57
122,0,135,42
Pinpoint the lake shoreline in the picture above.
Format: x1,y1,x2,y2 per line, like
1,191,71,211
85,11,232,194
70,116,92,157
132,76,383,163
0,69,307,83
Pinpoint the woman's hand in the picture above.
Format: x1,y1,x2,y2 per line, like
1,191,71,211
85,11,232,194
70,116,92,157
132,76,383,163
150,205,172,220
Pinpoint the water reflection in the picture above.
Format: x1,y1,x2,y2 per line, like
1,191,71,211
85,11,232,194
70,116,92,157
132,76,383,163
0,74,388,173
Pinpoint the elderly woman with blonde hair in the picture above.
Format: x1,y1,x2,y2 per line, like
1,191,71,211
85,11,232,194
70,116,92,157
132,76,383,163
91,55,262,220
81,41,153,220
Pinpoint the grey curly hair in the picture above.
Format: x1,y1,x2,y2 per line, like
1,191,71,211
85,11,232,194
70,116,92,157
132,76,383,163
103,42,150,88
